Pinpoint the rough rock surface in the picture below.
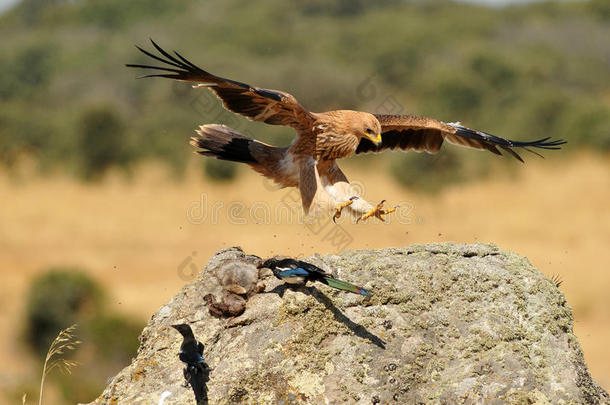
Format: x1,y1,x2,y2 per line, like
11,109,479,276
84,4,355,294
88,243,609,404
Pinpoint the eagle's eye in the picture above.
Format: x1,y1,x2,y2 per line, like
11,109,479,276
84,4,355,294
365,128,375,135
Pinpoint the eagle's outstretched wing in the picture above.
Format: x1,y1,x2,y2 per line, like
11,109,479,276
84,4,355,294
356,114,566,162
126,39,316,130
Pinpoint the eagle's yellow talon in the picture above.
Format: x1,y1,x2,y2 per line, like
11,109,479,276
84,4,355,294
357,200,397,223
333,197,358,223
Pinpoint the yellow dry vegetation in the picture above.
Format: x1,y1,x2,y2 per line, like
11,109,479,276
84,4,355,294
1,153,608,401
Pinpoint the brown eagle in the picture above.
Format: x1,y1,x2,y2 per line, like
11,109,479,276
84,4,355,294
127,40,565,222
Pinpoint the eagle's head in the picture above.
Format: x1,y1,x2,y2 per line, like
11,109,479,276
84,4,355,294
356,112,383,145
325,111,382,145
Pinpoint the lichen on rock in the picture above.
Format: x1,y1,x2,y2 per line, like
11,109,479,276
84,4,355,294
86,244,609,404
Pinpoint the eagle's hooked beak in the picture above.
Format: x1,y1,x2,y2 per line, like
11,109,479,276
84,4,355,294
368,133,383,145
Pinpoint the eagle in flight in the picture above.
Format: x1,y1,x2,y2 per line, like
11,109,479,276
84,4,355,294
127,40,565,222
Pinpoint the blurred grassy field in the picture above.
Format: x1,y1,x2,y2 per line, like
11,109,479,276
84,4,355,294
1,152,609,403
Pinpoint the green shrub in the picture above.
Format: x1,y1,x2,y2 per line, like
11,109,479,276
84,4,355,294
24,269,145,404
435,78,483,118
204,158,238,182
561,103,610,150
389,149,465,193
0,43,54,99
77,105,130,180
589,0,610,20
25,269,103,353
87,314,142,361
470,53,517,91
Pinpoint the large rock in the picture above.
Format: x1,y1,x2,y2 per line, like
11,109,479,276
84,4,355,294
88,243,609,404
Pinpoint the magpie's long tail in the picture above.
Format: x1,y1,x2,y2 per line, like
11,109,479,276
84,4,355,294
322,277,372,296
187,364,209,405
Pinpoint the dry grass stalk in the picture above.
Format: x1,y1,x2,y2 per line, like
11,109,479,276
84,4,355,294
38,324,81,405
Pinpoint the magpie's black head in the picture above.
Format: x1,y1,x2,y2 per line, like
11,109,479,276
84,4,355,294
257,257,284,270
171,323,193,337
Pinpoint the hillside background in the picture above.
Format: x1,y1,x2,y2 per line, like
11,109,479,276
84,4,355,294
1,0,609,404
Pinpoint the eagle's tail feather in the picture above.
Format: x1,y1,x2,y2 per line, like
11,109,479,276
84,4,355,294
191,124,294,187
191,124,260,164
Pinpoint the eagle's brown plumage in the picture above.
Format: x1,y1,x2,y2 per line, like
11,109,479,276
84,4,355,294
355,114,564,162
127,40,566,221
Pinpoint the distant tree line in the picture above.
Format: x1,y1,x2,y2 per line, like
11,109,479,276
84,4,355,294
0,0,608,189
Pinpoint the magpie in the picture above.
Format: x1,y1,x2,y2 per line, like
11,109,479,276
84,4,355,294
171,324,209,404
258,257,371,296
